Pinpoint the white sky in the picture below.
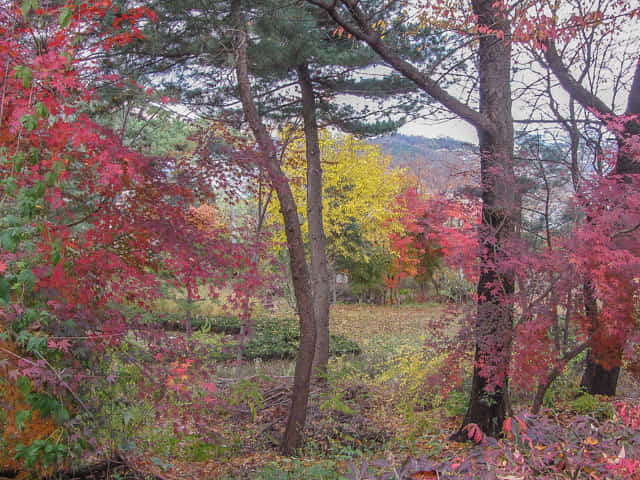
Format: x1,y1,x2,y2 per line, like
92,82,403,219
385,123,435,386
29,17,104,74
399,117,478,144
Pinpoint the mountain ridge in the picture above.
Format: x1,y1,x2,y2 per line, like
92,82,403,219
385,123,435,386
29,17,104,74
371,134,478,194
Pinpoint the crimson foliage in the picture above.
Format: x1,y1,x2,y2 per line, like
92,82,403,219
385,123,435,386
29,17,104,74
0,1,268,469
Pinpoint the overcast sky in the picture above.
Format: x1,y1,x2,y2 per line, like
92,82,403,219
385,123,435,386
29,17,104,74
399,117,478,144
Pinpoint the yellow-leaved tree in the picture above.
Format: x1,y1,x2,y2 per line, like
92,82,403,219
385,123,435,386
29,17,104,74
267,129,408,301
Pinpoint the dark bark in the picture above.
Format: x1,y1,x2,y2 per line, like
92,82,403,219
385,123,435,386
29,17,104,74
542,40,615,117
581,349,621,396
449,0,517,440
545,47,640,396
578,281,621,396
307,0,518,439
232,0,316,454
297,63,331,380
616,61,640,176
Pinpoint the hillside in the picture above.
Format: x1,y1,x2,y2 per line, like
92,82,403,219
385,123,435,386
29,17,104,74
372,134,479,194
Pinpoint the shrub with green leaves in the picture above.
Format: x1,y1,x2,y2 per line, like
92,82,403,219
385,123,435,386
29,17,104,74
243,317,361,360
569,394,615,420
141,311,362,361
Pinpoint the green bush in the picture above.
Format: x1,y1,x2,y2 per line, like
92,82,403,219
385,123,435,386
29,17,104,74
154,313,241,334
244,317,300,360
329,334,362,357
197,315,241,334
127,309,362,361
119,305,242,334
250,459,343,480
569,394,615,420
243,317,361,360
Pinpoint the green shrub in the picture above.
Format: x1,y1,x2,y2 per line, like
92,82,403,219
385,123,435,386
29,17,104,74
569,394,615,420
152,313,241,334
197,315,241,334
244,317,300,360
250,459,343,480
243,317,361,360
329,334,362,357
128,309,362,361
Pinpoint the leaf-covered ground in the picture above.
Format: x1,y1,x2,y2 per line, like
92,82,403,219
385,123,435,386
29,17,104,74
34,304,640,479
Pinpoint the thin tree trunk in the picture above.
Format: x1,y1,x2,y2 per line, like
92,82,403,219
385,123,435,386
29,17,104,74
232,0,316,454
297,63,331,381
532,341,589,414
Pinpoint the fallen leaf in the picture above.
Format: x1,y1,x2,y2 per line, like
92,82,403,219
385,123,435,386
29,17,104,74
584,436,598,446
411,471,438,480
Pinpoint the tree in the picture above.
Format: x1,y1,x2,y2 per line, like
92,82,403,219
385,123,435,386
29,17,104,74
298,62,331,377
268,130,406,301
231,0,446,375
388,188,445,300
538,1,640,396
231,0,316,454
0,2,262,469
106,0,407,444
105,0,431,381
307,0,519,438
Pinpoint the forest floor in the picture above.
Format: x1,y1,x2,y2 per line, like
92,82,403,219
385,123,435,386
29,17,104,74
69,303,640,479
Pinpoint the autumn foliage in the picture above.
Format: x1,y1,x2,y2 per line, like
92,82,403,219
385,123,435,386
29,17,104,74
1,0,640,476
0,0,264,471
387,187,479,296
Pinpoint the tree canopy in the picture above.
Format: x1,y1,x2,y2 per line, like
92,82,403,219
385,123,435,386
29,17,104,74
1,0,640,476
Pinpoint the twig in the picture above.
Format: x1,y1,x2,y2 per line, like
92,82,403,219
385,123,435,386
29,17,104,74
33,350,96,421
611,222,640,240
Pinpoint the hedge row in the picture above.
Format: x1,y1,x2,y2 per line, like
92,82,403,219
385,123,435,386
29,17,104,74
137,312,361,360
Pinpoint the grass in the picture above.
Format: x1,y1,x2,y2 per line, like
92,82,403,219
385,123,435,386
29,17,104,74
85,302,464,478
68,300,640,479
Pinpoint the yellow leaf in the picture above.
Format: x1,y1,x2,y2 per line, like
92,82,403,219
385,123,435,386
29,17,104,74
584,436,599,446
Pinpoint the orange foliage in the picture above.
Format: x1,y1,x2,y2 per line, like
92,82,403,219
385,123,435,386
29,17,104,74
0,338,57,476
188,204,225,231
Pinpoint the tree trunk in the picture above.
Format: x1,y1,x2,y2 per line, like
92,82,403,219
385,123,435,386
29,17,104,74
532,341,589,414
330,261,337,304
451,0,517,440
297,63,331,381
306,0,517,439
581,349,621,396
232,0,316,454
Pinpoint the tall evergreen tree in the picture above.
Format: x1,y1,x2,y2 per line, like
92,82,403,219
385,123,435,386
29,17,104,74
104,0,445,381
243,0,446,379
